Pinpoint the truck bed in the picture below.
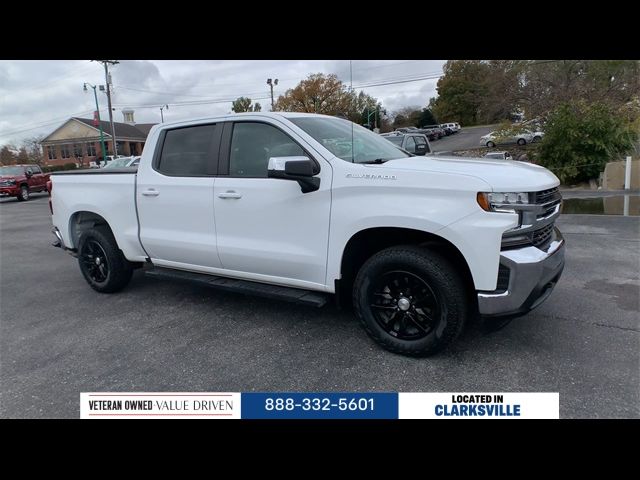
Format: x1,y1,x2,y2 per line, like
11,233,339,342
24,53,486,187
50,169,147,261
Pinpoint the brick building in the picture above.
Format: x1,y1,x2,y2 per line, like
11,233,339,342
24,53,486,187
40,110,156,167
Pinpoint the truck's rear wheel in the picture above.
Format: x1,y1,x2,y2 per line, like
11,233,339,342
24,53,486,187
77,226,133,293
353,246,467,356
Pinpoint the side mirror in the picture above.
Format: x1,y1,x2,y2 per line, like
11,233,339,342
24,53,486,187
25,170,33,177
268,156,320,193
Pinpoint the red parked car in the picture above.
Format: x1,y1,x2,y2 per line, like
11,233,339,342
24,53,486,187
0,164,50,201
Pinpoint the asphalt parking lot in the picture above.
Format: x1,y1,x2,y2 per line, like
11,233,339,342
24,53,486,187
431,125,494,153
1,194,639,418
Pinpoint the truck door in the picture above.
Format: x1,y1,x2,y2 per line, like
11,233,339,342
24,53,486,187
136,123,224,269
212,120,332,289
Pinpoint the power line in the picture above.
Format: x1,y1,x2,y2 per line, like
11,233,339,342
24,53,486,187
115,85,271,100
113,96,272,110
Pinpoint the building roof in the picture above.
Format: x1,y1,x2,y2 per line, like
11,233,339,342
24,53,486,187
74,118,156,139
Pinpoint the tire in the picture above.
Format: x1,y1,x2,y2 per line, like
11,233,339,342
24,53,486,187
533,136,541,143
486,141,495,148
517,138,526,146
77,226,133,293
353,246,468,356
17,185,29,201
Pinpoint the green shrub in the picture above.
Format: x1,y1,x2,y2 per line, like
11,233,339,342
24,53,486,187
536,101,637,184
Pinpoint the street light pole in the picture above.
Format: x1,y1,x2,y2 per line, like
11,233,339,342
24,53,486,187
266,78,278,111
160,104,169,123
83,83,107,162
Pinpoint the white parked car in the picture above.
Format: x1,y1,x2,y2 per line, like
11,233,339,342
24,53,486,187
483,151,513,161
440,122,460,133
102,156,141,168
50,112,564,356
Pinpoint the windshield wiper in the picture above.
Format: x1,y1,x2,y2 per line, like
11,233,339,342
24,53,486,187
360,158,388,164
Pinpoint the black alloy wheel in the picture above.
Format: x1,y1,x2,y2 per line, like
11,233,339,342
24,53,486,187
80,239,110,284
369,270,441,340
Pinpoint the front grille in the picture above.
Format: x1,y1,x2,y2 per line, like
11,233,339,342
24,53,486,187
502,223,555,250
532,223,554,249
535,187,562,219
501,187,560,251
496,264,510,292
535,187,560,204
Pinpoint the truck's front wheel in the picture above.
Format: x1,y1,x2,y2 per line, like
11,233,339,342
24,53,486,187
353,246,467,356
77,226,133,293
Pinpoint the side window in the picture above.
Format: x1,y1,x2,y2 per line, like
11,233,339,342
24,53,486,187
404,136,417,154
157,124,217,176
229,122,304,178
31,165,42,174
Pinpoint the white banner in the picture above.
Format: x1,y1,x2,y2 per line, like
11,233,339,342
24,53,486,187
80,392,240,419
399,392,559,419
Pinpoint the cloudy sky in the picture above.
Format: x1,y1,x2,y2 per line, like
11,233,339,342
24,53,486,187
0,60,445,146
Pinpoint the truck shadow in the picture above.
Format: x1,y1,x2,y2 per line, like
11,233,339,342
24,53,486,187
127,270,494,356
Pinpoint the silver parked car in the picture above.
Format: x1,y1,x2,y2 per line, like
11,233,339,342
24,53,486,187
381,132,431,155
480,130,534,147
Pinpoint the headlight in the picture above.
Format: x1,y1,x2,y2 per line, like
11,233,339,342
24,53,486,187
6,179,17,185
477,192,530,213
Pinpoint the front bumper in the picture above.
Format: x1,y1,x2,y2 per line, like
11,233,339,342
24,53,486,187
477,227,565,317
0,187,19,196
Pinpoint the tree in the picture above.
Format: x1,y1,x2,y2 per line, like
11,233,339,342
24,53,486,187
391,106,422,128
518,60,640,120
418,108,438,126
17,147,29,164
231,97,262,113
431,60,492,126
274,73,352,116
274,73,383,125
21,135,45,166
0,145,17,165
536,101,638,184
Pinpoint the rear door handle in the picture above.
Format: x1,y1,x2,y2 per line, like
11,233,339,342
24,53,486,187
218,191,242,199
142,189,159,197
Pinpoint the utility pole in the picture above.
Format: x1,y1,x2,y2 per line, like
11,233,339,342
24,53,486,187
266,78,278,110
160,104,169,123
94,60,119,155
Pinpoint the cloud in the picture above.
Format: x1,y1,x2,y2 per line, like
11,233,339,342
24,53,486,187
0,60,446,145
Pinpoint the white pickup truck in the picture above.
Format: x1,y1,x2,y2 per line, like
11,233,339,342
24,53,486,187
50,112,565,356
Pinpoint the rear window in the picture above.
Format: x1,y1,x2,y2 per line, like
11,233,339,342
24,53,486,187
157,124,217,176
384,136,403,145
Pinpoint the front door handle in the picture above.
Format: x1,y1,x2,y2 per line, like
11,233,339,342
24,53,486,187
142,189,160,197
218,191,242,199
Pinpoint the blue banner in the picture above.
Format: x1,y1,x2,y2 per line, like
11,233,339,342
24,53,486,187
241,392,398,419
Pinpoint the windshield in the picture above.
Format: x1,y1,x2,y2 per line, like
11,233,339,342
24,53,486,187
103,157,131,168
0,166,24,175
289,116,411,163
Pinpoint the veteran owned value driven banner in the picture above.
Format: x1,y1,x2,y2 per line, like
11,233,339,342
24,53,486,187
81,392,559,419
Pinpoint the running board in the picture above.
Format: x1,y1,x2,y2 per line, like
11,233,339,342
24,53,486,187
145,267,329,308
